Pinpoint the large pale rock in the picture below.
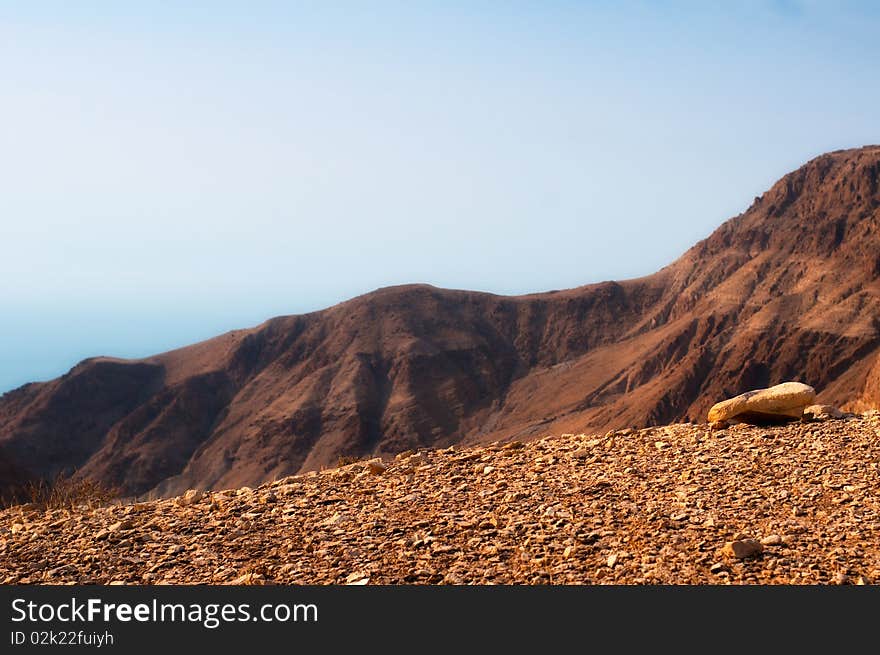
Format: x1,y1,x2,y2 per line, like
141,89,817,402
707,382,816,424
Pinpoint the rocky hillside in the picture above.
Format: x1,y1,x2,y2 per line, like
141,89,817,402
1,146,879,498
1,412,878,585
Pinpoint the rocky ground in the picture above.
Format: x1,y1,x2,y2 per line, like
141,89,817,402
2,412,879,585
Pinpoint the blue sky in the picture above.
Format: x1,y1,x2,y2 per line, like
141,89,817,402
1,1,879,392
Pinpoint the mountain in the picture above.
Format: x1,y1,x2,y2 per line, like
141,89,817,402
2,146,879,498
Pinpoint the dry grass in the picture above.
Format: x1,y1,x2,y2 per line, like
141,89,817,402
4,472,120,510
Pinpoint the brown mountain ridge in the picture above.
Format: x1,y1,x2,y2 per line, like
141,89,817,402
2,146,879,499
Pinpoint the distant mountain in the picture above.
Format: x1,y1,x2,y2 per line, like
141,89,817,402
2,146,879,498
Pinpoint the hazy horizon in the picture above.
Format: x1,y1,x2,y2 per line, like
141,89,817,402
3,2,880,393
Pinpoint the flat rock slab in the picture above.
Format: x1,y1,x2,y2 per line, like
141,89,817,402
708,382,816,424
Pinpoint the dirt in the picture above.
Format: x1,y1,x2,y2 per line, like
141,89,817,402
2,412,878,585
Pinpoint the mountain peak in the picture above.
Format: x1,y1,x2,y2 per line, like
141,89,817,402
757,145,880,216
689,145,880,277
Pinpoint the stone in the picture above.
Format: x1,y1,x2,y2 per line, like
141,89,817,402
324,512,346,526
760,534,782,546
364,459,387,475
176,490,204,507
345,571,369,584
707,382,816,424
721,539,763,559
3,412,880,586
108,520,131,533
802,404,845,421
228,573,265,585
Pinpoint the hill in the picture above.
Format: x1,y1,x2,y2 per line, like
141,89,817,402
2,412,878,584
1,146,879,497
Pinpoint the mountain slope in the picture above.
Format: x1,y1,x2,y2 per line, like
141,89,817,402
2,146,879,497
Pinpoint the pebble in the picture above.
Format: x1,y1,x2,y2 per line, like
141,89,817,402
2,415,878,586
365,459,387,475
229,573,265,585
721,539,764,560
176,490,203,507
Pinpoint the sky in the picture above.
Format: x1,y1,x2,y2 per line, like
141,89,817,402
1,1,879,393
